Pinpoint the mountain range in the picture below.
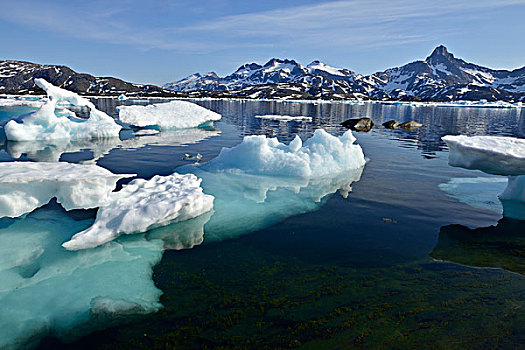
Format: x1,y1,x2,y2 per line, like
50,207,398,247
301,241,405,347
164,46,525,101
0,60,179,97
1,46,524,101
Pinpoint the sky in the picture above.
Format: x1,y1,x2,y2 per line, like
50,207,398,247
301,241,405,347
1,0,525,85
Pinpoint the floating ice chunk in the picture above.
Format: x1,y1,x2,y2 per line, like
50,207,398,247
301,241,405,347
255,115,312,122
177,129,366,242
0,162,134,218
442,135,525,220
442,135,525,176
63,173,214,250
4,79,122,141
0,205,164,349
201,129,366,178
117,100,221,130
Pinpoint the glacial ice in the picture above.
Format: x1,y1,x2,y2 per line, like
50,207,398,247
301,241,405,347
117,100,222,130
63,173,214,250
0,204,165,349
3,79,122,141
201,129,365,178
442,135,525,220
0,162,133,218
178,129,366,242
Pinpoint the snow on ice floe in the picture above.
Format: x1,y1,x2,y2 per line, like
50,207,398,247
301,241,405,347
177,129,366,242
0,204,165,349
0,162,134,218
201,129,365,178
255,115,312,122
63,173,214,250
3,79,122,141
442,135,525,176
117,100,221,130
442,135,525,220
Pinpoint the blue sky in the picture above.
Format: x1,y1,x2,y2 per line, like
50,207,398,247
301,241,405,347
1,0,525,85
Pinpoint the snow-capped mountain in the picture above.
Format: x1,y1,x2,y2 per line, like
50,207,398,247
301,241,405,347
364,45,525,101
0,60,177,96
164,58,370,100
164,46,525,101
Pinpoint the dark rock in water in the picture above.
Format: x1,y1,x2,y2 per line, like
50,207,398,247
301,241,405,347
341,117,374,132
382,120,399,129
399,120,423,129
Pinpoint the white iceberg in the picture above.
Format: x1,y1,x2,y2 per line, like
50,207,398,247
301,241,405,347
0,162,134,218
63,173,214,250
442,135,525,220
117,100,221,130
201,129,365,178
177,129,366,242
0,204,165,349
4,79,122,141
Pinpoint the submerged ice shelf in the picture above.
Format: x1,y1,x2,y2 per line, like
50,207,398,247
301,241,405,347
442,135,525,220
0,204,165,350
3,79,122,141
0,162,133,218
117,100,222,130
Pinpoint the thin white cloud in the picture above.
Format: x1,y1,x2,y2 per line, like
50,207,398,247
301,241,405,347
1,0,525,52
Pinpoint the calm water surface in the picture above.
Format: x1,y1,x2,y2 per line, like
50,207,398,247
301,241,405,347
1,99,525,349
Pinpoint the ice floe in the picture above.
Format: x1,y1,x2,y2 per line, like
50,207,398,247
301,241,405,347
117,100,221,130
178,129,366,242
63,173,214,250
0,162,133,218
0,204,164,349
201,129,365,178
442,135,525,176
3,79,122,141
442,135,525,220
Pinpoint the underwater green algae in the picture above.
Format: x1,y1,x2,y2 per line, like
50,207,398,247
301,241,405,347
54,234,525,350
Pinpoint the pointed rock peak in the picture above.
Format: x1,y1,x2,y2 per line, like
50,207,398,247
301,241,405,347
263,58,299,67
234,62,262,72
428,45,454,60
307,60,322,67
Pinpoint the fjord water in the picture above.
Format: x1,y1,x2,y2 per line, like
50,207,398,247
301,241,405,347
1,100,525,349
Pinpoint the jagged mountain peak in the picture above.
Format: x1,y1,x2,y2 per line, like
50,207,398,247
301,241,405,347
426,45,456,64
163,47,525,101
